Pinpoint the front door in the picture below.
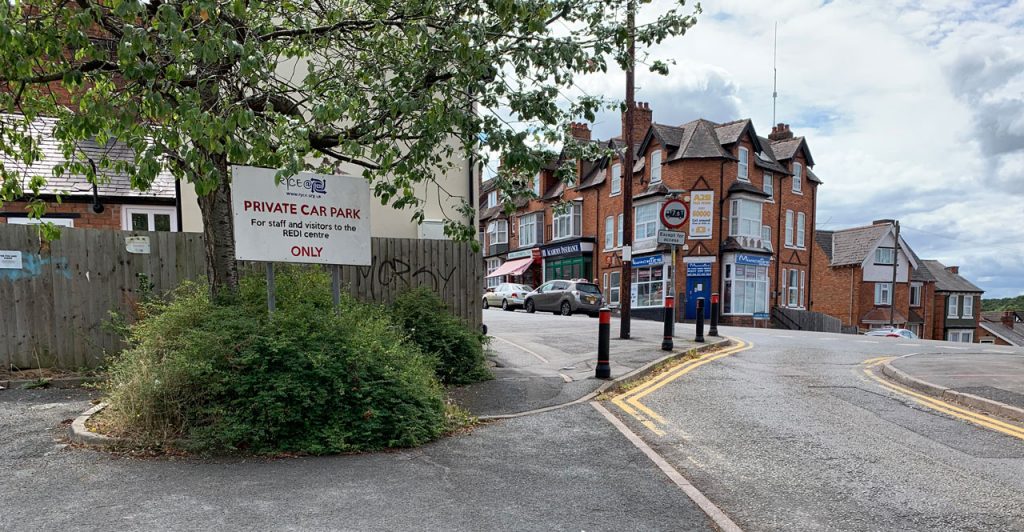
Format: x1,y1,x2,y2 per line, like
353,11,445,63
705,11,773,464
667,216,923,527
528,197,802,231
685,276,711,320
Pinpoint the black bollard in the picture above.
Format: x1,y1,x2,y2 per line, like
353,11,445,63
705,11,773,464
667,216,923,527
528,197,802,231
596,307,611,378
695,297,705,343
708,292,720,337
661,295,675,351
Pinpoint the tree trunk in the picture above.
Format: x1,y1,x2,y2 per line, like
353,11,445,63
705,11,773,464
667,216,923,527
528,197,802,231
198,157,238,298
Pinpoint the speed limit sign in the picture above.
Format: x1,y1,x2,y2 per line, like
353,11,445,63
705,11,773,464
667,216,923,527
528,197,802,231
660,198,688,230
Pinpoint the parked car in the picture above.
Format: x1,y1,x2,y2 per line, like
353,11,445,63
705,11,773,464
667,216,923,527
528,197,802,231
483,283,534,311
865,327,918,339
524,279,604,317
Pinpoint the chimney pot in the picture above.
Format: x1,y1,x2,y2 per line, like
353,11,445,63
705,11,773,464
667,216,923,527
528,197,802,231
872,219,895,226
945,265,959,274
768,122,794,141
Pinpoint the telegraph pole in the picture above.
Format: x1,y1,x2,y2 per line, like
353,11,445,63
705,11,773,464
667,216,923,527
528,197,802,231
890,220,900,328
619,0,636,339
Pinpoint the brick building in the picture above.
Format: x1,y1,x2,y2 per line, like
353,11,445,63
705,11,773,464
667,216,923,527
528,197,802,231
0,116,181,232
979,311,1024,346
480,104,823,325
916,260,983,342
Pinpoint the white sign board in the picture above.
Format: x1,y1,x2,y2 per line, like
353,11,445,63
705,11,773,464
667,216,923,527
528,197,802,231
125,236,151,254
231,166,371,265
688,190,714,240
0,250,22,269
657,230,686,246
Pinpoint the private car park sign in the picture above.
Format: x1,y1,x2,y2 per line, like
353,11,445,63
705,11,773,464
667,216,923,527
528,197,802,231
232,166,371,266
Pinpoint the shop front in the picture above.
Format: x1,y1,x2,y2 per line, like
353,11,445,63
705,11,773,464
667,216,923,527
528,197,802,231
629,253,673,321
684,257,714,320
541,239,595,283
721,252,771,325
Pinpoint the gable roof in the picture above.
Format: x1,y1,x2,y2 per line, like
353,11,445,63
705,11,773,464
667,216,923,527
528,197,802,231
825,224,892,266
1,115,176,199
979,312,1024,346
918,260,983,293
754,136,789,174
671,119,734,160
770,136,815,166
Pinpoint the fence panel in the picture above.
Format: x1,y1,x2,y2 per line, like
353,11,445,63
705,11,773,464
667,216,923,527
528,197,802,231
1,224,481,369
771,306,845,334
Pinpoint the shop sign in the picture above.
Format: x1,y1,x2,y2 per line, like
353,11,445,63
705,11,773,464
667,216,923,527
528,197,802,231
631,254,664,268
689,190,714,240
507,249,533,260
542,242,581,258
231,166,371,265
686,262,711,277
683,256,716,263
736,254,771,267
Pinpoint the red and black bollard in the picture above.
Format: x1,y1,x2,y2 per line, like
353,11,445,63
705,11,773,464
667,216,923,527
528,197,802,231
695,298,705,343
596,307,611,379
661,295,675,351
709,292,720,337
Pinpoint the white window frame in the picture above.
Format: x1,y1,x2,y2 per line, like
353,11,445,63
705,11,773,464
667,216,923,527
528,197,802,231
650,150,662,183
533,174,542,197
729,198,762,238
604,216,615,250
486,258,503,288
788,269,800,307
947,330,974,343
551,202,582,241
617,214,624,248
608,270,621,307
738,147,749,181
800,269,806,308
785,210,794,247
763,172,773,200
947,294,959,318
487,191,497,208
634,202,661,242
761,225,772,249
610,164,622,196
792,162,803,193
487,219,508,246
875,282,892,306
518,212,541,248
122,205,178,232
963,295,974,318
796,212,806,248
631,262,668,308
723,258,769,315
874,247,895,265
910,283,922,307
6,217,75,227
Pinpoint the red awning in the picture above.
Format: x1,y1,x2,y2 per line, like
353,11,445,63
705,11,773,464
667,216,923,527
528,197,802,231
486,257,533,278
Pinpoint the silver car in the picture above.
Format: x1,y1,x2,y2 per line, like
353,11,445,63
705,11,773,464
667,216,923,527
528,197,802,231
524,280,604,317
483,283,533,311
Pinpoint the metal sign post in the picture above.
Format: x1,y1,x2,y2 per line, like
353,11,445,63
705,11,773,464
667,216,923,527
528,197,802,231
660,197,689,319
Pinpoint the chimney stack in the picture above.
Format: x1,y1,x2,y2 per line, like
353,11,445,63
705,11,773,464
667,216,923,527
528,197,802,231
872,219,896,226
768,123,794,141
945,265,959,274
621,102,653,146
568,122,592,141
1002,311,1016,328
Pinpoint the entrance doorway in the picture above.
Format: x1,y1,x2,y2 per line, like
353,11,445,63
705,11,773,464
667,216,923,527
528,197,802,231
685,276,711,320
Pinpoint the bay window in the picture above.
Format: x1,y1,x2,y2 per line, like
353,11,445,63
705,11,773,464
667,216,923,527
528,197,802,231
552,202,582,241
723,260,769,315
635,203,660,241
729,198,762,238
518,212,542,248
487,219,507,247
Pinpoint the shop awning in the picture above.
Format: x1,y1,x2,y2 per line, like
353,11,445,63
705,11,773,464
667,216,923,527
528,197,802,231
487,257,533,278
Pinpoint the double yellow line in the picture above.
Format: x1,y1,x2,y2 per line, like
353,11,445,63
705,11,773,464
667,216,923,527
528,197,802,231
612,339,752,436
863,357,1024,441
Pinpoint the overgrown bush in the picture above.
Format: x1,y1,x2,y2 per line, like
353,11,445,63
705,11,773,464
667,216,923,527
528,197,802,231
103,267,454,454
391,287,492,385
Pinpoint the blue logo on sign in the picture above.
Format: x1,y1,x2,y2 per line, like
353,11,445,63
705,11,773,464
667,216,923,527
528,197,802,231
308,178,327,194
284,176,328,196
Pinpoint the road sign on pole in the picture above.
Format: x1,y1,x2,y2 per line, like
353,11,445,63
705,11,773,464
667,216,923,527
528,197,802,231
657,230,686,246
660,198,689,230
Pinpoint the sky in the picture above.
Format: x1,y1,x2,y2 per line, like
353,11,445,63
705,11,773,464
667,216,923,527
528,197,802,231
566,0,1024,298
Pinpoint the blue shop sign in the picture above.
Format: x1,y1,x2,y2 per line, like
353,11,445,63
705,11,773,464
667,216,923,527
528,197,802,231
631,254,664,268
687,262,712,277
736,254,771,267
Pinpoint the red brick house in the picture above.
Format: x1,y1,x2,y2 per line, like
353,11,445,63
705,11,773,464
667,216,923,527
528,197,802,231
0,116,181,232
979,311,1023,346
915,260,984,342
480,103,823,326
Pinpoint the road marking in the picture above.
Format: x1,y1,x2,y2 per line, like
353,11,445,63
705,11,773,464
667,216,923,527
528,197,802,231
558,373,573,383
591,402,744,532
862,359,1024,441
611,339,752,436
857,340,879,344
939,346,968,350
984,349,1014,354
817,337,838,341
898,343,919,346
773,335,795,338
491,335,549,363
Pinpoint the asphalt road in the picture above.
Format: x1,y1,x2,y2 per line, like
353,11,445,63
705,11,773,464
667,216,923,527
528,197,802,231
608,325,1024,531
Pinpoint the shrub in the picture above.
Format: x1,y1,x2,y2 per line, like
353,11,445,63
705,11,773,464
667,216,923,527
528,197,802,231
391,287,492,385
103,267,449,454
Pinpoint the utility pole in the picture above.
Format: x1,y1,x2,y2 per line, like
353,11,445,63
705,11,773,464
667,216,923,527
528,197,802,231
619,0,636,339
890,220,900,328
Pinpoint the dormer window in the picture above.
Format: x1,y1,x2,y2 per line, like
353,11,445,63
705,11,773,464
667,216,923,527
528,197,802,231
650,150,662,183
533,173,542,197
487,191,497,208
792,162,803,193
738,147,749,181
611,164,622,195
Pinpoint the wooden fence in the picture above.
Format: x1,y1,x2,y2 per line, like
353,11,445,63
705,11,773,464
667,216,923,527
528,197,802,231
771,306,846,334
1,224,482,369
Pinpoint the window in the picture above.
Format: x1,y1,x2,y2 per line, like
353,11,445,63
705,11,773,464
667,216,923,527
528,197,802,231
6,217,74,227
552,202,582,241
729,199,762,238
123,206,177,232
947,294,959,318
650,150,662,183
487,220,507,247
723,260,769,315
518,212,542,248
617,214,624,247
635,203,660,241
606,271,621,306
533,174,541,197
963,295,974,318
785,210,794,247
738,147,749,181
875,282,892,305
800,270,806,308
486,258,503,288
487,191,497,208
874,247,895,265
611,164,622,196
788,269,800,307
604,216,615,250
910,283,922,307
761,225,772,249
796,212,806,248
947,330,974,343
631,264,666,308
792,162,803,193
763,172,773,199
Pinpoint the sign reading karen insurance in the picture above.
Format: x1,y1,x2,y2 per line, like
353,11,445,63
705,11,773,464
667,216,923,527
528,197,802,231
231,166,371,266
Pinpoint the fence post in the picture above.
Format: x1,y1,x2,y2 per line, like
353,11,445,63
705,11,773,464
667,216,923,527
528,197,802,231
266,263,276,316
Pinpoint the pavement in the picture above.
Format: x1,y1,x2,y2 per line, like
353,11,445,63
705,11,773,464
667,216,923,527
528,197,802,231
885,351,1024,420
451,308,717,416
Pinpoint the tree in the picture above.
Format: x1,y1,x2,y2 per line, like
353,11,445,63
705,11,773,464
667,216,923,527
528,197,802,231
0,0,698,295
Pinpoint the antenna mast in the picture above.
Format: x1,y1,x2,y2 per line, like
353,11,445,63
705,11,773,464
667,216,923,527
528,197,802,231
772,22,778,125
